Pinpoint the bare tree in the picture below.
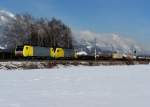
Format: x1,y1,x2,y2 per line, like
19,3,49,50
2,13,73,49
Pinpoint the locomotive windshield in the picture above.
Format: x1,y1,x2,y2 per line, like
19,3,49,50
15,46,23,51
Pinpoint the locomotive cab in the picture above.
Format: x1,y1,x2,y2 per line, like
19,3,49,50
23,45,33,57
55,48,64,59
50,48,64,59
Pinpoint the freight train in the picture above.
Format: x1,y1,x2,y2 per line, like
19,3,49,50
0,45,145,61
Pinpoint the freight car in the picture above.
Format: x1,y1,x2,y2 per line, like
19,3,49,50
0,49,15,59
15,46,23,57
15,45,77,59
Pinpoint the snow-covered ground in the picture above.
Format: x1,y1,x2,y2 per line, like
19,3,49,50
0,65,150,107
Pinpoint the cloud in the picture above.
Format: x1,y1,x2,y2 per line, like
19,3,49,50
72,30,145,53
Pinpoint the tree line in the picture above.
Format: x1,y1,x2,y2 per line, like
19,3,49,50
2,13,73,49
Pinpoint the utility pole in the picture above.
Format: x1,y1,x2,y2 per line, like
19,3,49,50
53,34,56,48
94,38,97,60
68,36,69,48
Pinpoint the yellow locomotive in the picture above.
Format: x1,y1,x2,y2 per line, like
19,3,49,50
15,45,77,59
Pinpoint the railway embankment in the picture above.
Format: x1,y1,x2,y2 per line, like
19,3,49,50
0,60,149,70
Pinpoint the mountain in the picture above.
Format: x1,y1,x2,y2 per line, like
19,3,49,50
0,10,16,49
0,10,15,25
73,30,144,55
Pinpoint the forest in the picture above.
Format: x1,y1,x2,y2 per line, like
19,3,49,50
1,13,73,50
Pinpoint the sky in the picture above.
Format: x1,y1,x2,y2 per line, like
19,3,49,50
0,0,150,47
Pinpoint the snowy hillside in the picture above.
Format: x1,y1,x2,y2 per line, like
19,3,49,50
0,9,16,49
73,31,144,55
0,10,15,26
0,65,150,107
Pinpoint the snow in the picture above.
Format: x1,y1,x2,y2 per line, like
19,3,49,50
0,45,5,49
76,51,88,55
0,10,15,19
0,9,15,25
0,65,150,107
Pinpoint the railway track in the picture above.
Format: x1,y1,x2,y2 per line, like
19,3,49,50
0,59,149,65
0,59,149,70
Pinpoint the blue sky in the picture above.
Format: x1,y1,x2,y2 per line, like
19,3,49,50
0,0,150,46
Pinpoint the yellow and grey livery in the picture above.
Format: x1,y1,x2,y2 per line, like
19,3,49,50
16,45,76,59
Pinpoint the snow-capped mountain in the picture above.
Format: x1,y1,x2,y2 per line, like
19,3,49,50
0,10,15,25
0,10,16,49
73,30,144,55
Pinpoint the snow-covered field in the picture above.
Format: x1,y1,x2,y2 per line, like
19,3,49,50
0,65,150,107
